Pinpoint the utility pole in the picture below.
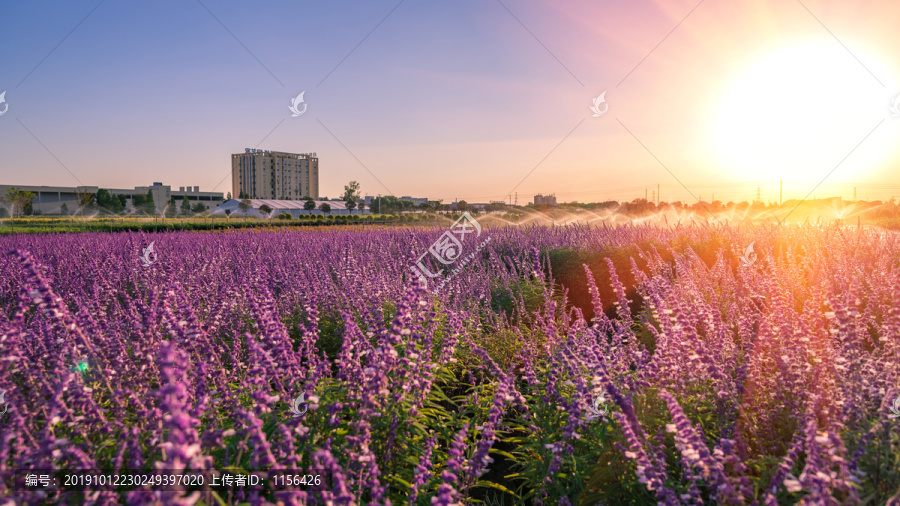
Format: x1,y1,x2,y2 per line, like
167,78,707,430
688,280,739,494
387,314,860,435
853,187,856,201
657,183,660,205
780,180,783,205
652,190,655,205
515,192,517,206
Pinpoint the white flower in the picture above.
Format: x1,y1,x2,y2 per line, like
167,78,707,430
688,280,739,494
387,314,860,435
784,478,802,493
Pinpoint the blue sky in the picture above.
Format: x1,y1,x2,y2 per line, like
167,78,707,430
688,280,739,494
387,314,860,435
2,1,899,203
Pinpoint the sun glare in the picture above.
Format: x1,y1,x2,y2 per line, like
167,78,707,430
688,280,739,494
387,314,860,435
712,42,894,182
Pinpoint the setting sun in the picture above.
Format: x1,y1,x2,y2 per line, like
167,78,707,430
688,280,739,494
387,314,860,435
711,41,894,182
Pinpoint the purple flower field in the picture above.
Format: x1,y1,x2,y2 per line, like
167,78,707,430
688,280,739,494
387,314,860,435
1,224,899,505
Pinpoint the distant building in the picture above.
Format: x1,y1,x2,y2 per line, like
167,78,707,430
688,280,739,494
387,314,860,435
534,194,557,206
214,198,369,217
232,149,318,200
0,182,224,215
133,183,172,214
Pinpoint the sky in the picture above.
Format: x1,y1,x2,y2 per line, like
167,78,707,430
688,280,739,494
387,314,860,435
1,0,900,204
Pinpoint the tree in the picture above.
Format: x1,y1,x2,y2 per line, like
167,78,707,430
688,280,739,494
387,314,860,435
131,193,144,214
259,204,273,216
74,189,95,217
318,202,331,214
166,197,177,218
192,202,206,213
141,190,155,215
181,197,191,215
95,189,123,214
357,201,366,213
277,213,292,220
60,203,69,215
375,196,411,214
456,200,468,211
346,199,357,214
304,199,316,214
2,187,36,218
238,199,252,216
95,189,126,214
132,191,154,215
226,192,232,201
341,181,361,201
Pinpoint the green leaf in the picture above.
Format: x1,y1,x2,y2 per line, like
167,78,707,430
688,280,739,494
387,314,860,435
392,476,412,488
210,492,229,506
489,449,516,460
473,480,519,499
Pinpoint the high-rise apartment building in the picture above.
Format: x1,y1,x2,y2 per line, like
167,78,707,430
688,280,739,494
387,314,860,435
533,194,557,206
231,149,318,200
